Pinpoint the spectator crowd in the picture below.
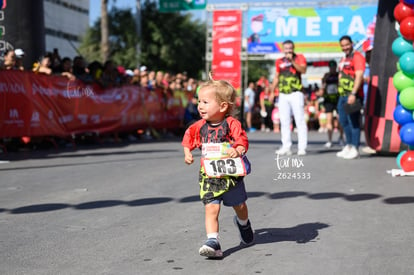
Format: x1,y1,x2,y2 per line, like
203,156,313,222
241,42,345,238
0,44,369,157
0,48,204,151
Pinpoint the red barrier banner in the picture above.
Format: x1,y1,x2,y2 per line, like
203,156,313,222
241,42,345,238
0,71,184,138
212,10,242,91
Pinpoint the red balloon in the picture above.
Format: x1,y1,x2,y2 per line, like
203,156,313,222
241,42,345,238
400,150,414,172
394,2,414,22
400,16,414,41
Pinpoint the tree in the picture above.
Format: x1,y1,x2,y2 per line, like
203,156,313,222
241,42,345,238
78,1,205,77
246,60,274,84
101,0,109,62
80,7,140,68
140,1,205,77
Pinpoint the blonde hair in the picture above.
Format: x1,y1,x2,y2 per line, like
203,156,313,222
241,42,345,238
198,72,238,116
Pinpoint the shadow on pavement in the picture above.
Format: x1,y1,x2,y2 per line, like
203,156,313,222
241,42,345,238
268,191,309,199
4,193,414,215
7,197,174,214
178,195,200,203
3,149,179,162
345,193,382,201
126,197,173,206
308,192,345,200
383,196,414,204
10,203,71,214
74,200,125,209
0,153,180,171
223,222,330,258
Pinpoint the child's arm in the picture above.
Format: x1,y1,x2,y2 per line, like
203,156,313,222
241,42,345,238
182,120,202,164
184,147,194,164
226,117,249,156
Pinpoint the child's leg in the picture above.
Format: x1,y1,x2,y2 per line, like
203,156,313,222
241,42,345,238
326,112,333,142
199,202,223,258
233,201,248,221
205,203,220,236
232,202,254,245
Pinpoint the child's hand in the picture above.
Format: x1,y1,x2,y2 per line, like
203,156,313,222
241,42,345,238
184,151,194,164
226,147,240,158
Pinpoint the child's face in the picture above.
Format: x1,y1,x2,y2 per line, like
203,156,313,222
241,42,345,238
198,87,227,123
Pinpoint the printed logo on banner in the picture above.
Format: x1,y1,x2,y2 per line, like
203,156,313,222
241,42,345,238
219,61,234,68
59,115,74,124
219,48,234,56
218,37,237,44
65,86,95,99
31,111,40,122
31,111,40,127
0,82,25,94
5,108,24,125
214,25,240,33
91,115,100,124
217,15,238,22
248,43,279,53
9,108,18,118
78,114,88,125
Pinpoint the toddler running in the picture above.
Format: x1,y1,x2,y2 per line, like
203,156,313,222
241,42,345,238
182,75,254,258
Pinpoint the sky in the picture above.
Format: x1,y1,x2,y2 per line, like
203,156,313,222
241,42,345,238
88,0,317,26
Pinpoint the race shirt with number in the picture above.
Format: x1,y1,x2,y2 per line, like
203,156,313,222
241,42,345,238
275,54,306,94
322,72,339,103
182,116,249,204
338,51,366,96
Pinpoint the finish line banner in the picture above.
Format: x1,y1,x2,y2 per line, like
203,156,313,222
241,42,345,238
247,6,377,54
0,71,184,138
212,10,242,90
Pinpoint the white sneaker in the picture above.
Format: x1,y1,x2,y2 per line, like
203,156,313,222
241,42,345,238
336,145,351,158
342,146,359,160
362,146,376,154
297,150,306,156
275,147,292,156
324,142,332,148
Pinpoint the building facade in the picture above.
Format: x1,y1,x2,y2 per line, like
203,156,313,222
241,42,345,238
44,0,90,58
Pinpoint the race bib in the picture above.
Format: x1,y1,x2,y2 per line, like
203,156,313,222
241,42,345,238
201,142,250,177
202,157,248,178
201,143,229,158
326,84,338,95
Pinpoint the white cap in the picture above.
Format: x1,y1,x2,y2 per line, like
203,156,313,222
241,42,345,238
14,48,25,57
125,69,134,76
140,65,147,72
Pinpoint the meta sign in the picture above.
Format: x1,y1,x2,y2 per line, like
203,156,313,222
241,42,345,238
247,5,377,54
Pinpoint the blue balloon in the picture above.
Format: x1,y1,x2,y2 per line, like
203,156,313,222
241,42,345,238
403,0,414,5
394,104,414,125
400,52,414,75
400,122,414,146
392,37,414,57
397,93,401,105
396,150,407,169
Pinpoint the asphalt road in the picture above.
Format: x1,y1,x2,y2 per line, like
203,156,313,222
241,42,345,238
1,131,413,275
